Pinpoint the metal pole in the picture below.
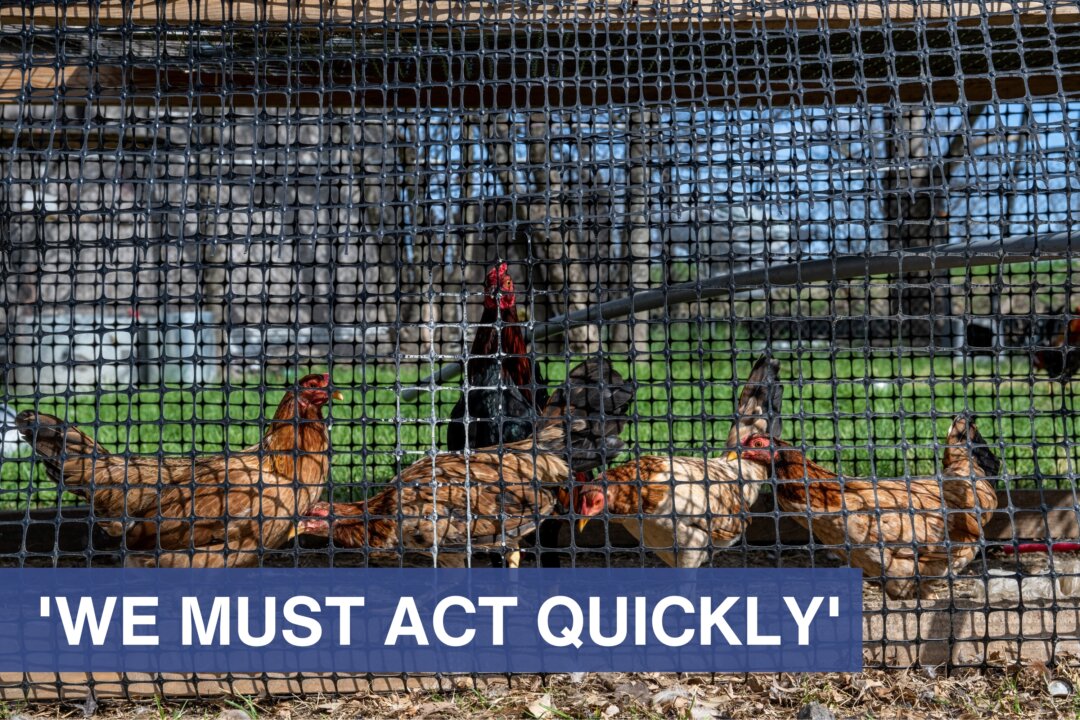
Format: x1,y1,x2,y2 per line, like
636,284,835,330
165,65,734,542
400,231,1080,400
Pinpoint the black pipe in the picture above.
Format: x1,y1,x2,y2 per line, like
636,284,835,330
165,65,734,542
402,231,1079,400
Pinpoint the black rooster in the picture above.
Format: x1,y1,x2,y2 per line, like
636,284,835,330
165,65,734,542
447,262,548,453
448,263,575,568
1031,304,1080,413
1029,304,1080,480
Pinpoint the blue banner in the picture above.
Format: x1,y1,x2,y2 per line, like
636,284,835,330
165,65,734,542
0,568,862,673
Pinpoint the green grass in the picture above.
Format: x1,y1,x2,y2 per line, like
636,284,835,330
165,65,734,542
2,333,1077,510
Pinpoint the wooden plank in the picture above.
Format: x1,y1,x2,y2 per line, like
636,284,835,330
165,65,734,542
0,61,122,104
0,64,90,102
1,599,1076,699
1,0,1077,29
863,600,1080,667
0,494,1075,695
0,672,453,701
3,65,1078,109
3,16,1077,109
986,489,1080,543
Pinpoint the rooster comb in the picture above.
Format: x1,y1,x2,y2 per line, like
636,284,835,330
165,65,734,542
298,373,332,387
486,262,511,287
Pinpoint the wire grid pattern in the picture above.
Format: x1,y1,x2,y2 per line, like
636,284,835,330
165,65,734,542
0,2,1080,687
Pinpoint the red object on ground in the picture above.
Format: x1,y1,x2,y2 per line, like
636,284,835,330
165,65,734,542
1002,542,1080,554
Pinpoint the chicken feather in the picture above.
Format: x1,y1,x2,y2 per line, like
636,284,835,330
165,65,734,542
573,355,783,568
17,373,341,568
737,415,999,599
300,358,634,567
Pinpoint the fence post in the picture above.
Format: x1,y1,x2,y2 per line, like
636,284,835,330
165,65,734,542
610,109,654,358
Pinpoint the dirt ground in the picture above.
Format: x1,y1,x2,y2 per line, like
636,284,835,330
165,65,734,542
4,667,1080,720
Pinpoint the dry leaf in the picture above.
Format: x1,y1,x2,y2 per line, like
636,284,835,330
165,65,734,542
689,698,724,720
417,701,458,719
526,693,554,720
216,711,251,720
651,686,691,709
614,681,651,705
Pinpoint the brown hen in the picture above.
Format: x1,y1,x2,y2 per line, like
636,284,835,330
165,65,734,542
572,355,783,568
299,358,634,567
735,415,1000,599
17,373,342,568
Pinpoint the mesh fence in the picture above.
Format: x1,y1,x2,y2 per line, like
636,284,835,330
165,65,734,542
1,0,1080,691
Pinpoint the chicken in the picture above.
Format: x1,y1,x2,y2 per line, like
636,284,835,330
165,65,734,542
1031,305,1080,416
298,358,634,567
1032,305,1080,384
16,373,342,568
734,415,1000,599
572,355,782,568
0,403,29,459
446,262,577,567
446,262,547,453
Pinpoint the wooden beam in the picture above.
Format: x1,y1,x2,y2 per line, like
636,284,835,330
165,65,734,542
3,64,1078,109
864,600,1080,668
0,672,451,701
1,0,1077,30
0,63,92,103
0,60,123,104
2,17,1077,109
986,489,1080,544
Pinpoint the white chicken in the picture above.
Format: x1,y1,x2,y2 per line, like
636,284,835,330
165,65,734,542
0,404,29,458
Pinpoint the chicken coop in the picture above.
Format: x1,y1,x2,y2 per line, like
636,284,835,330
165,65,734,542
2,0,1080,702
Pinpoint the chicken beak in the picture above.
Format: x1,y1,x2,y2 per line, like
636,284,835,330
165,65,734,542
331,390,344,401
576,518,590,534
726,451,739,462
286,525,299,541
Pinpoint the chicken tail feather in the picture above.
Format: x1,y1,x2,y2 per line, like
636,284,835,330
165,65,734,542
946,415,1002,481
15,411,115,491
727,355,783,447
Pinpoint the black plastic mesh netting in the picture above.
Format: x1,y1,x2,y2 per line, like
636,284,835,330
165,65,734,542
2,1,1080,691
